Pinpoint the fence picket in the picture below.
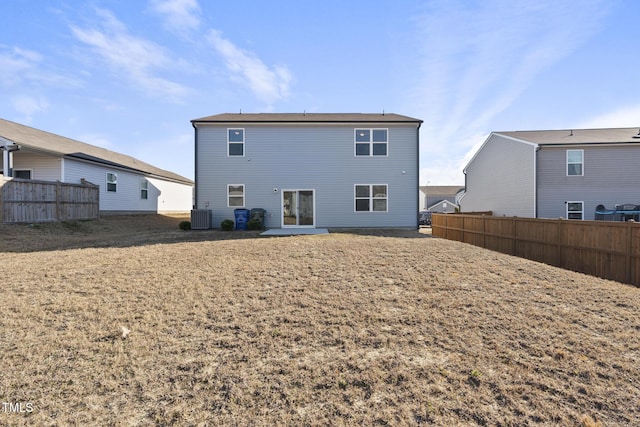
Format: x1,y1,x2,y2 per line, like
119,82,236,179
432,213,639,287
1,178,99,223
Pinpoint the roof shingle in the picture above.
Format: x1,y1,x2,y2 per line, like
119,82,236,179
0,118,192,185
497,127,640,145
192,112,423,124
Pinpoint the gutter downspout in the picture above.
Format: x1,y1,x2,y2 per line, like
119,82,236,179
416,121,422,228
2,149,9,177
534,144,540,218
192,122,198,209
1,140,21,177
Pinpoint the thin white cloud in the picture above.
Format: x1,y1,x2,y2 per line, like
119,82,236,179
11,95,49,123
578,105,640,129
208,30,293,105
0,47,40,87
70,8,191,102
149,0,201,35
0,46,80,88
410,0,610,185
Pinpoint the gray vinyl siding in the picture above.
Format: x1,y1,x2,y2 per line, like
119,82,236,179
196,124,419,228
537,145,640,220
461,134,536,217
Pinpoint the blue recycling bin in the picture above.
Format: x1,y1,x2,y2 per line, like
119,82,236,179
234,208,250,230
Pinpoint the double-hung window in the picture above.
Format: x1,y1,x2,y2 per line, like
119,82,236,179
228,128,244,156
106,172,117,192
567,201,583,220
355,129,388,156
567,149,583,176
140,178,148,200
228,184,245,207
355,184,388,212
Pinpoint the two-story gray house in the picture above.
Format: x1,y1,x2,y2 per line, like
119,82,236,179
192,113,422,229
460,127,640,220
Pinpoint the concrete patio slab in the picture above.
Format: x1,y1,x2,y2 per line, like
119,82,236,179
260,228,329,236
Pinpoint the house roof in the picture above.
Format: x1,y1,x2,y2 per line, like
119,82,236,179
0,118,193,185
496,127,640,145
191,112,423,124
419,185,465,196
428,199,458,209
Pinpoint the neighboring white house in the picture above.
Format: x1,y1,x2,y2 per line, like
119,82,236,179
0,118,193,214
192,113,423,229
460,127,640,220
419,185,464,212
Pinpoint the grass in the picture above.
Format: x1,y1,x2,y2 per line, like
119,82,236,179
0,215,639,425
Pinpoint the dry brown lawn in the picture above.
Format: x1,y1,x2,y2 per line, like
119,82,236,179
1,215,639,426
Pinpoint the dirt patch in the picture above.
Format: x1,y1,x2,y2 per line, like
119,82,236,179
1,216,638,425
0,214,262,253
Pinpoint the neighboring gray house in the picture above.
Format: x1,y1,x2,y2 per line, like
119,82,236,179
460,127,640,220
192,113,422,229
0,118,193,214
419,185,464,212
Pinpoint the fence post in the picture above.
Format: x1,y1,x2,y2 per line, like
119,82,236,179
482,215,486,248
0,179,4,223
462,215,465,243
627,222,633,284
441,214,446,239
511,218,516,255
557,218,563,269
56,181,62,221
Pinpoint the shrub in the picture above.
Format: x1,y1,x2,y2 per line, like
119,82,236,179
247,219,263,230
220,219,234,231
178,221,191,231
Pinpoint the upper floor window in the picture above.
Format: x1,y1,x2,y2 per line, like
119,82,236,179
140,178,148,200
228,128,244,156
567,201,583,220
355,129,387,156
567,149,583,176
106,172,117,192
228,184,245,207
355,184,388,212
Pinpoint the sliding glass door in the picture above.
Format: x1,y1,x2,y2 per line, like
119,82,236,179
282,190,315,227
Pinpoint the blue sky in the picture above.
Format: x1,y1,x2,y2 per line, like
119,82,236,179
1,0,639,184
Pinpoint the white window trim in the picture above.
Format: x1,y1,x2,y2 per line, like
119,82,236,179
227,184,245,207
281,189,316,228
354,184,389,213
566,149,584,176
566,201,584,220
106,172,117,193
354,128,389,157
227,128,245,157
13,169,33,179
140,178,149,200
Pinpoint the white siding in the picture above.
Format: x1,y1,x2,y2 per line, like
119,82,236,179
147,177,193,213
196,123,420,228
12,151,62,181
64,158,191,212
461,134,536,217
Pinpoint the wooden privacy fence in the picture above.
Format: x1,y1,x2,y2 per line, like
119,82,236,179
432,213,640,287
0,178,99,223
